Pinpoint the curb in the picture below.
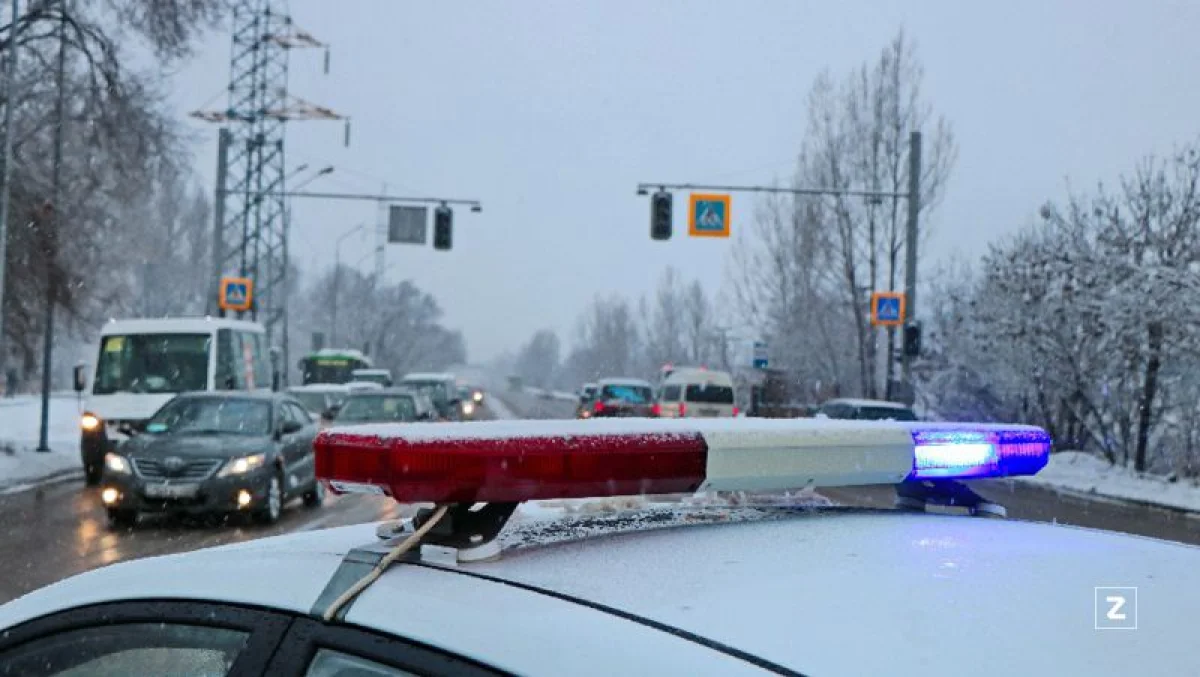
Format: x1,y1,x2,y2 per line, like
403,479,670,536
1010,478,1200,518
0,466,84,496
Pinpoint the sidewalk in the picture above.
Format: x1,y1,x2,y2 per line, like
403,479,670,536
1018,451,1200,514
0,395,83,493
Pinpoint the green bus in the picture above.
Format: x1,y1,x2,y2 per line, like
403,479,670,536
298,348,372,385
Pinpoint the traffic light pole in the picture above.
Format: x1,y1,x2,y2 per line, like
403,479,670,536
637,131,923,400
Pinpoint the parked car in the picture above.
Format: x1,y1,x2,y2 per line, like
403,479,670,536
817,398,918,421
98,391,323,528
589,378,656,418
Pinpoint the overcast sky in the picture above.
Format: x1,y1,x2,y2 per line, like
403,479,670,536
166,0,1200,362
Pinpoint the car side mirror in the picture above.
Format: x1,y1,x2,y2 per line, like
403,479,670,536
278,420,303,438
73,364,87,393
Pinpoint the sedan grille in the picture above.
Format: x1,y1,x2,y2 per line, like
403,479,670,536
132,458,223,482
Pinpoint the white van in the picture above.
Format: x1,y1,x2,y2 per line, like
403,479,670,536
655,367,738,418
78,317,273,485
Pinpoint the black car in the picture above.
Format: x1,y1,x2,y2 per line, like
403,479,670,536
331,389,438,424
99,391,323,529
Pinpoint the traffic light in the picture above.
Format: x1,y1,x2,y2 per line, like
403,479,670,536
433,205,453,251
903,322,922,357
651,190,672,240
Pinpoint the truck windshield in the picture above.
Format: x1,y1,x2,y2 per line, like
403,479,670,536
94,334,210,395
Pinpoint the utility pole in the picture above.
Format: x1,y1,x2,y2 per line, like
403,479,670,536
208,128,230,316
0,0,19,396
900,131,921,395
37,0,66,452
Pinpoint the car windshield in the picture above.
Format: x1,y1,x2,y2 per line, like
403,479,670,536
93,334,210,395
289,391,329,413
601,385,652,404
684,384,734,404
401,380,449,403
336,395,418,423
856,407,918,422
145,397,271,436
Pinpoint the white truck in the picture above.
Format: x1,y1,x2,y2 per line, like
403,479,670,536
76,317,274,485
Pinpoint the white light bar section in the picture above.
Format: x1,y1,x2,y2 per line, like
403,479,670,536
697,424,914,491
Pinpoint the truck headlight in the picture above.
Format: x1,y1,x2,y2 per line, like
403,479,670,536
81,413,101,432
218,453,267,477
104,452,131,474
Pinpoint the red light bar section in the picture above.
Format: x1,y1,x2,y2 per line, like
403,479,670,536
316,431,708,503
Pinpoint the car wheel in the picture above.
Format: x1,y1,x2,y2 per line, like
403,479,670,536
302,480,325,508
106,508,137,529
254,472,284,525
83,454,103,486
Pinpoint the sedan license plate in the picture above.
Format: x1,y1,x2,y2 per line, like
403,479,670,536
144,482,199,499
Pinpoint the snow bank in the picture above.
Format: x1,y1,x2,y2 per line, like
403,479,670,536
1019,450,1200,513
0,395,84,490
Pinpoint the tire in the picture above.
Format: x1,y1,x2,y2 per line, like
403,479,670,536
302,480,325,508
254,472,284,525
106,508,137,529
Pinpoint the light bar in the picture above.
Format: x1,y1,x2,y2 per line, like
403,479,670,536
315,419,1051,503
908,425,1051,480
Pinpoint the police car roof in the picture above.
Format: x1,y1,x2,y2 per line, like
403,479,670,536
1,509,1195,676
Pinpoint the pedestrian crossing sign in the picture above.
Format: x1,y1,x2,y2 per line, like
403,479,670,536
688,193,731,238
219,276,253,312
870,291,905,327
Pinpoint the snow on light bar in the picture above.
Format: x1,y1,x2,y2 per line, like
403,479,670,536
314,419,1051,504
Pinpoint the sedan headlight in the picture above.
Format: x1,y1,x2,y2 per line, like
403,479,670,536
104,452,131,474
81,413,101,432
217,453,267,478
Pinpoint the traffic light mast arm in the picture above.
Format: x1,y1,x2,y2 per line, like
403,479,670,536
271,190,483,211
636,182,908,200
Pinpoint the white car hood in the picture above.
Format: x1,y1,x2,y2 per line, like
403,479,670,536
84,392,175,421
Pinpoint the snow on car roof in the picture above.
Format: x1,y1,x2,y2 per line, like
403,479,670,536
401,372,455,381
5,510,1198,675
597,377,652,387
464,510,1200,676
99,316,264,335
824,397,912,409
288,383,352,393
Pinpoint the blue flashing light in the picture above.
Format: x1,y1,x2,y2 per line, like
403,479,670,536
909,427,1051,481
